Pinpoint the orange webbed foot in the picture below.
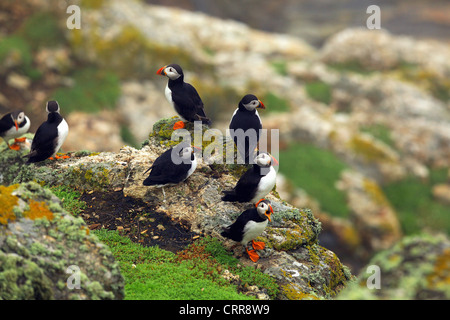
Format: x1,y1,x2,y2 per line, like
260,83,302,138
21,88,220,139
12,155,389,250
246,248,260,262
55,154,70,160
14,137,27,143
252,240,266,251
173,121,185,130
9,144,21,151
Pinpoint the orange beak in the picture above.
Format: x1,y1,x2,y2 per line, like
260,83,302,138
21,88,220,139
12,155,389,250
14,120,18,131
271,156,279,166
157,66,167,76
265,211,272,222
257,100,266,109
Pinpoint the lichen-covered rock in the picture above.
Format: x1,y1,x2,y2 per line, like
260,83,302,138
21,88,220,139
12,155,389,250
0,182,124,300
0,119,351,299
338,234,450,300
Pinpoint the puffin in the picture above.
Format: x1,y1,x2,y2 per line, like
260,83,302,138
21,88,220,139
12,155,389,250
156,63,211,130
229,94,265,164
0,110,30,150
221,199,273,262
143,142,200,201
222,153,278,203
24,101,69,164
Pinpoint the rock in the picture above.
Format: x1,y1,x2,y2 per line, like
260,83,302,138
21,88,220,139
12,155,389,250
320,28,450,77
432,183,450,206
0,182,124,300
6,72,31,90
338,233,450,300
0,118,352,299
337,170,402,255
64,111,125,152
117,81,174,143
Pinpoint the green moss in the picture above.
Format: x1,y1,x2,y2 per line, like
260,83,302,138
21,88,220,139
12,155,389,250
261,91,290,113
305,81,332,105
279,142,350,218
348,134,396,163
52,67,121,114
17,11,65,50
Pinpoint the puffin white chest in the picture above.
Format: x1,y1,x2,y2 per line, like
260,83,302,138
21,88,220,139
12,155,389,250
54,118,69,155
185,157,197,180
242,220,268,245
4,116,30,139
165,84,173,106
251,166,276,203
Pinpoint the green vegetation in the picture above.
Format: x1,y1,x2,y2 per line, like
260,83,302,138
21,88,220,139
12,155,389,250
304,81,332,105
0,35,41,80
383,168,450,234
327,61,374,75
262,91,290,113
52,67,121,113
49,185,86,217
270,60,288,76
279,143,350,217
94,230,278,300
17,11,65,50
360,124,395,148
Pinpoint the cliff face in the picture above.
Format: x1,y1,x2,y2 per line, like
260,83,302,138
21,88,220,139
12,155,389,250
0,119,351,299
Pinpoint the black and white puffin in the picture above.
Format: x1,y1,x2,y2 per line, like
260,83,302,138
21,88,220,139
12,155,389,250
222,153,278,203
0,111,30,150
157,63,211,130
143,142,199,201
229,94,265,164
24,101,69,164
221,199,273,262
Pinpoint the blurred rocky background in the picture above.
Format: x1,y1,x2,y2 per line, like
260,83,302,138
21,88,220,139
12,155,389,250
0,0,449,281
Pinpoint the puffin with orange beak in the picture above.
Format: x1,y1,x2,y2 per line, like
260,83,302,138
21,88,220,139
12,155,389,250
229,94,266,164
0,110,30,150
157,63,211,130
222,152,278,203
221,199,273,262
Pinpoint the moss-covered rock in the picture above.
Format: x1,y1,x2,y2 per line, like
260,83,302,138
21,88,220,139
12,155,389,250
0,182,124,300
0,121,351,300
338,233,450,300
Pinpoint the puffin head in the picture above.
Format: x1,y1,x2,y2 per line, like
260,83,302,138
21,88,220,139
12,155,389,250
254,152,279,168
173,142,201,163
157,63,183,81
11,111,26,131
46,100,60,114
239,94,265,112
255,199,273,222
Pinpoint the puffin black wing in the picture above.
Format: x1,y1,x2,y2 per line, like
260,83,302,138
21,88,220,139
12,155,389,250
143,147,193,186
171,83,211,125
229,110,262,163
221,165,261,202
221,208,259,242
25,122,58,163
0,113,13,135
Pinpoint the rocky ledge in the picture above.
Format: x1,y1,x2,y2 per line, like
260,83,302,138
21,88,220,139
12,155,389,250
0,118,351,299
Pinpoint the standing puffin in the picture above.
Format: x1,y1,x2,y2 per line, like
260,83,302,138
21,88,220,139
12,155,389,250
157,63,211,130
143,142,199,201
229,94,265,164
0,111,30,150
222,153,278,203
221,199,273,262
24,101,69,164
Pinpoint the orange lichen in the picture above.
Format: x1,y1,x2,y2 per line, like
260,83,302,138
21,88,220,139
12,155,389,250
427,248,450,289
0,185,19,225
23,200,54,221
